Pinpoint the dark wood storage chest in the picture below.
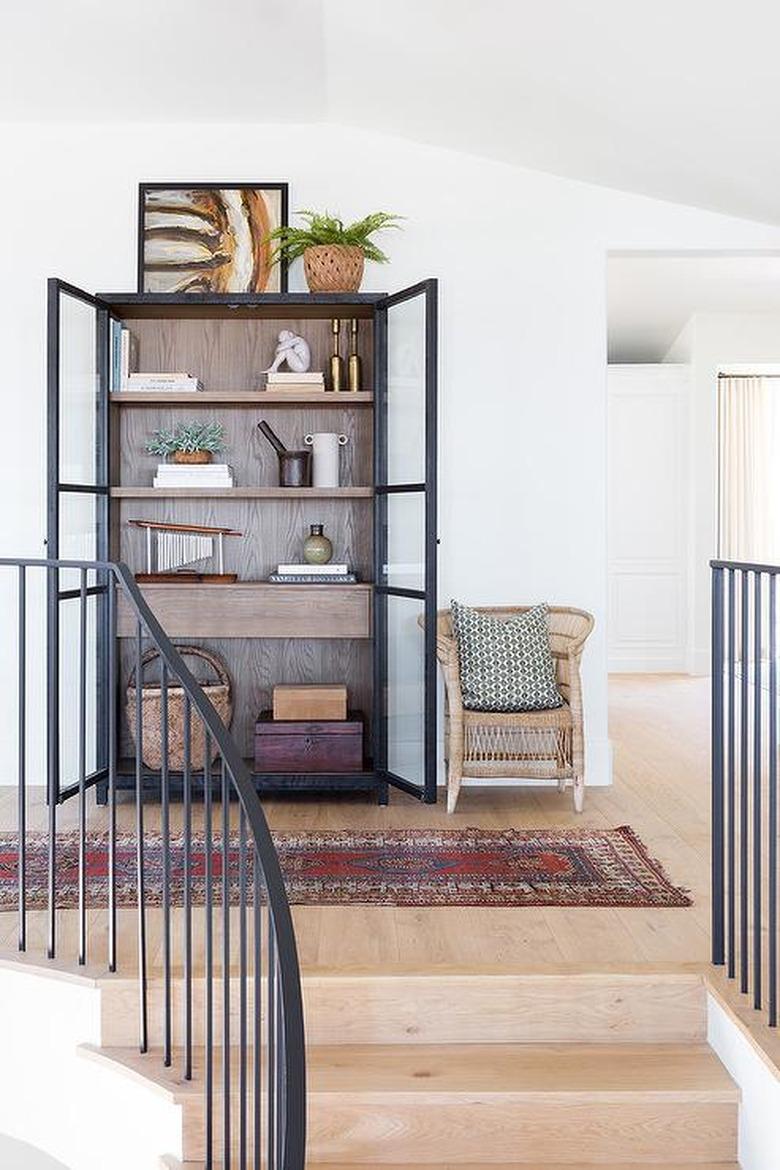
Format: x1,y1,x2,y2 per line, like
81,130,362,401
254,711,364,773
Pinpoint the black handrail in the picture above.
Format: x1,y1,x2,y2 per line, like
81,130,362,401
711,557,780,1028
1,556,306,1170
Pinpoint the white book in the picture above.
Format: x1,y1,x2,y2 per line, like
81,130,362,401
154,475,233,485
119,329,137,390
128,372,196,381
124,382,202,393
155,463,232,475
277,563,349,575
266,371,325,384
124,376,202,392
154,482,233,489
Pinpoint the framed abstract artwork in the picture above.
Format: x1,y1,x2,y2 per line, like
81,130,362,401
137,182,288,294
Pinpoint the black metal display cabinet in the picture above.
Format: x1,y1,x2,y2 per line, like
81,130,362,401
46,280,438,805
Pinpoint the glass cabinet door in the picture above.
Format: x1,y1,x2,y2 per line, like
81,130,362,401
47,279,110,801
374,280,438,802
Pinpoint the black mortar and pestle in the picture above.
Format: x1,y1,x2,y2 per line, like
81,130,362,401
257,420,312,487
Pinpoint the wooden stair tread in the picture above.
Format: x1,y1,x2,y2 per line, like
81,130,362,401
176,1163,743,1169
88,1041,737,1102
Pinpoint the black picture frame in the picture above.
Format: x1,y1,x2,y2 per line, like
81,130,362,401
137,182,289,295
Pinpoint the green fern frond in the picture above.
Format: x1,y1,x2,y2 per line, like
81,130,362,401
266,209,404,267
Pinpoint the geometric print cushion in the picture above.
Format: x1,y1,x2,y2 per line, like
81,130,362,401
450,600,564,713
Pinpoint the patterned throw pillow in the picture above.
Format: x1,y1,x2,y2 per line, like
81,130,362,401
450,601,564,713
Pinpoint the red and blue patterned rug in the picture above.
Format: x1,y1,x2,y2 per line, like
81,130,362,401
0,826,690,908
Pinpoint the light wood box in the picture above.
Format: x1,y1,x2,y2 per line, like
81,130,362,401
273,684,348,722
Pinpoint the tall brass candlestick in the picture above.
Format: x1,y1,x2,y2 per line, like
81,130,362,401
348,318,361,393
329,318,344,393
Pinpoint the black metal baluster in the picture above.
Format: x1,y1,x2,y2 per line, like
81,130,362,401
754,571,763,1010
268,920,276,1170
254,855,262,1170
769,572,778,1026
17,566,26,953
712,565,725,965
107,573,117,973
161,661,172,1066
727,568,737,979
740,569,750,994
135,620,148,1052
183,693,193,1080
204,735,214,1170
276,957,285,1170
239,806,248,1170
78,568,87,966
47,564,58,961
222,760,231,1170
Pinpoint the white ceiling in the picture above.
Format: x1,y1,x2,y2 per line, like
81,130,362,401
608,255,780,362
3,1,780,224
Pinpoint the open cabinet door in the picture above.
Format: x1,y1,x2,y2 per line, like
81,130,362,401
374,280,438,802
47,279,111,802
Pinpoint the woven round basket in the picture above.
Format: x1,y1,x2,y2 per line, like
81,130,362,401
126,645,232,772
303,245,365,293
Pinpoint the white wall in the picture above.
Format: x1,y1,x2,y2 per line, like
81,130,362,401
4,123,780,786
0,964,182,1170
0,1136,71,1169
607,365,690,671
708,991,780,1170
665,312,780,673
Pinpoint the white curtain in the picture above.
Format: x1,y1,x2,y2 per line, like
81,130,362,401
718,375,780,564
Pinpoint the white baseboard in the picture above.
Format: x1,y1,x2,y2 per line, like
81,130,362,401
608,656,686,672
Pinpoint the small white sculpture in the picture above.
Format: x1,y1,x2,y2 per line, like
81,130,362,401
265,330,311,374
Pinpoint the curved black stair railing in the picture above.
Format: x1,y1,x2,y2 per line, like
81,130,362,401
1,556,306,1170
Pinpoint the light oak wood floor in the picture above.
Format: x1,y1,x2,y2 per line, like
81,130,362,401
0,674,712,971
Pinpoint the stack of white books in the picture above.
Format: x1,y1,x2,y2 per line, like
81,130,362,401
126,372,203,393
269,562,357,584
153,463,235,489
265,371,325,393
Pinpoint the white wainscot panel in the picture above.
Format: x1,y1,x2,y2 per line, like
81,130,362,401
608,365,689,672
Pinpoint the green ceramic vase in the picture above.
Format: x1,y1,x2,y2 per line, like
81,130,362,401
303,524,333,565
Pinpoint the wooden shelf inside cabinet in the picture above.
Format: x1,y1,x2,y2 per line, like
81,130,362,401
116,582,373,639
110,391,374,406
110,486,374,499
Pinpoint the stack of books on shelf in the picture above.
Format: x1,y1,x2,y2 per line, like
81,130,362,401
126,372,203,393
265,371,325,394
109,322,138,390
268,562,357,584
153,463,235,489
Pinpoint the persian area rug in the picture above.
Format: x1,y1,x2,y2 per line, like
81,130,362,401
0,826,690,909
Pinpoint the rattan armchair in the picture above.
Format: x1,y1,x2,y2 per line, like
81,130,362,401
432,606,594,814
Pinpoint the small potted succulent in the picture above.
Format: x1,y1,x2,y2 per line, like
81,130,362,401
146,420,225,464
267,209,403,293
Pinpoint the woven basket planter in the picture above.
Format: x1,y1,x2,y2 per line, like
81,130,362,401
127,645,232,771
303,245,365,293
172,450,212,465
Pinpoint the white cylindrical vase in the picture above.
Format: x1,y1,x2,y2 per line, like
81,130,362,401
304,432,349,487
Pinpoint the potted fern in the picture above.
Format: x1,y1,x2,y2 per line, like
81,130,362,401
267,210,403,293
147,420,225,464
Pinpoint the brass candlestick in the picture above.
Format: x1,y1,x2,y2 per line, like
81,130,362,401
348,318,362,393
329,318,344,393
